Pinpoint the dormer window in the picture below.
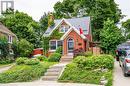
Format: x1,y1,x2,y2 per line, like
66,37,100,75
60,25,69,33
8,35,12,43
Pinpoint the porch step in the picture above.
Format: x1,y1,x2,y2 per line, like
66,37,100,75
44,71,60,76
60,55,73,63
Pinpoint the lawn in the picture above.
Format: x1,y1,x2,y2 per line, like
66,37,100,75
0,62,56,83
59,55,114,86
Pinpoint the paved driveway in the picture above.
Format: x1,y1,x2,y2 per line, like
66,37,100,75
113,60,130,86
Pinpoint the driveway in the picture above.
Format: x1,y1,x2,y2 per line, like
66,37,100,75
113,60,130,86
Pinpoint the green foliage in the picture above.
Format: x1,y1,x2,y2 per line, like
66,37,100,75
55,46,62,54
59,55,114,85
0,36,9,59
36,55,48,61
17,39,34,57
122,19,130,39
0,62,55,83
0,10,41,48
0,59,13,64
74,55,114,70
100,19,124,54
24,59,39,65
48,53,61,62
50,29,64,39
54,0,122,41
16,57,28,65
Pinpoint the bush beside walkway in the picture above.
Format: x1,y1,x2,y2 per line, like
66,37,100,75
59,55,114,86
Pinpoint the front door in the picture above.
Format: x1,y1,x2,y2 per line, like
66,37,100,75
67,38,74,55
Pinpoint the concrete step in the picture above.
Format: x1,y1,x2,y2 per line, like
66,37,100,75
47,68,62,72
44,71,60,76
42,76,58,81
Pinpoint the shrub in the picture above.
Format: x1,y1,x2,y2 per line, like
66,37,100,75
24,59,40,65
55,46,62,54
73,55,114,70
48,53,61,62
16,57,28,65
0,62,55,83
86,51,93,57
0,59,14,64
36,55,48,61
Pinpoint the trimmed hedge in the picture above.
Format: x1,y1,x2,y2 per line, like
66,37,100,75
16,57,28,65
16,57,40,65
48,53,61,62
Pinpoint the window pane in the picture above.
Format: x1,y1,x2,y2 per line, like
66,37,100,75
50,41,56,50
57,41,63,47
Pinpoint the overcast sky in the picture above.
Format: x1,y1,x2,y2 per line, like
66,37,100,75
12,0,129,21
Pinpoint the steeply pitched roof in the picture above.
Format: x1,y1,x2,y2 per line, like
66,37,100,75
60,27,87,40
0,22,16,37
44,17,90,37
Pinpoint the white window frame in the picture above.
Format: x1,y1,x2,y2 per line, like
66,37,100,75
49,40,63,51
49,40,57,51
8,35,12,43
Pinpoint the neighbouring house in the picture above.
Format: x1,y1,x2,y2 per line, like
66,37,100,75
0,22,17,55
43,17,92,56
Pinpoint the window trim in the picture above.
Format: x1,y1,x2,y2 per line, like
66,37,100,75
49,40,57,51
49,40,63,51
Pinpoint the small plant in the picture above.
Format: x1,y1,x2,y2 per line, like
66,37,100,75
55,46,62,54
48,53,61,62
36,55,48,61
16,57,28,65
24,59,40,65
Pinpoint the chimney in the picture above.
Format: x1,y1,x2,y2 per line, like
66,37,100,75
48,12,54,27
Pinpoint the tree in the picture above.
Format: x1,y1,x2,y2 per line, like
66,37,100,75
100,19,124,54
54,0,122,41
0,10,38,47
0,36,9,59
16,39,34,57
122,19,130,39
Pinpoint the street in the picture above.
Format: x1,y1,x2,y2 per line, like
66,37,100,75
113,60,130,86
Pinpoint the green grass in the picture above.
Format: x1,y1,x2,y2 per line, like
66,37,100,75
59,55,114,86
0,62,56,83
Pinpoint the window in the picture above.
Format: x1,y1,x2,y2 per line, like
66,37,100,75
57,41,63,47
50,40,63,50
8,35,12,43
60,25,69,33
50,41,56,50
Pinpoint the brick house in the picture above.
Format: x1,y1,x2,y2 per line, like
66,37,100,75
0,22,17,54
44,17,92,56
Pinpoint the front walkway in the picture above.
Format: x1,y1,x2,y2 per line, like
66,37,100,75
113,60,130,86
0,65,13,73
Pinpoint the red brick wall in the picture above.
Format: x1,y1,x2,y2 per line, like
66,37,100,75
63,30,86,55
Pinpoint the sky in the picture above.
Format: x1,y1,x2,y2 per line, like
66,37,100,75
1,0,130,21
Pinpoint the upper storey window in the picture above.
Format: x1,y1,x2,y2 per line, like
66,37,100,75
60,25,70,33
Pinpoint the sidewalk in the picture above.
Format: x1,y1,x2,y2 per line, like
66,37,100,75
0,81,103,86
